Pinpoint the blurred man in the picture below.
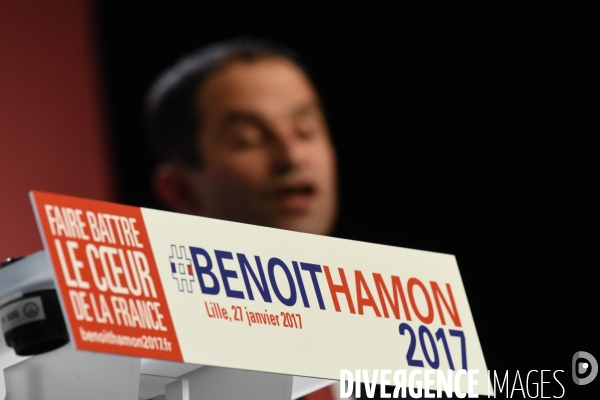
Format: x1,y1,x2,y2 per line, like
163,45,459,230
146,38,337,236
145,38,342,400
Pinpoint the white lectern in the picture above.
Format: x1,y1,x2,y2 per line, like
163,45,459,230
1,191,490,399
0,252,334,399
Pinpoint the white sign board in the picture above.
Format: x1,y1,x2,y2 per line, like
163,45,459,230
32,191,489,395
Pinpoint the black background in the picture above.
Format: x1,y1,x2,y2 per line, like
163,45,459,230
94,4,597,398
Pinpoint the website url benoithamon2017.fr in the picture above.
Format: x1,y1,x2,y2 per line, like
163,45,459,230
78,327,173,352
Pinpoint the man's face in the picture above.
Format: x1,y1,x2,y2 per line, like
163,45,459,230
185,57,337,235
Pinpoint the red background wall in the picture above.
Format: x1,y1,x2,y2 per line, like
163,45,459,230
0,0,113,260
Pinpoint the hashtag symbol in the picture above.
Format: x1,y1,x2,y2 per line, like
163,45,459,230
169,245,195,293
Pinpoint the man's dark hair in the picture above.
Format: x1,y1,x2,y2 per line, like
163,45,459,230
145,37,311,168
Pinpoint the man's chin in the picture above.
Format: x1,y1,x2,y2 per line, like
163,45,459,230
268,214,334,236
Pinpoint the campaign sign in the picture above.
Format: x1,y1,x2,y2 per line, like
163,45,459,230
31,191,489,395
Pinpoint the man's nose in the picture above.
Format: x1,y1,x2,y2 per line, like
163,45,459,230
270,128,304,175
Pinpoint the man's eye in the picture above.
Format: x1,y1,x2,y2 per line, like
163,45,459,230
229,128,263,149
298,129,315,140
296,115,324,140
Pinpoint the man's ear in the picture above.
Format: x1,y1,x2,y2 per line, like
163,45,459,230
152,163,203,215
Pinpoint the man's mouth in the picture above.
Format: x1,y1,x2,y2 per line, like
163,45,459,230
269,184,316,212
